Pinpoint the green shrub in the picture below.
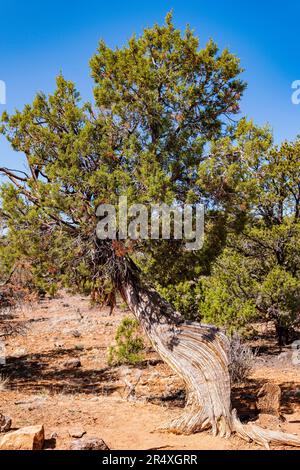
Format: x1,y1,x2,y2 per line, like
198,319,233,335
108,316,145,366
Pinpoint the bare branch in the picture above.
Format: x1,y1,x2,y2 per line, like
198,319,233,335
0,167,29,182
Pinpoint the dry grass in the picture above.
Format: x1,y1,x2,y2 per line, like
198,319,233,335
229,334,256,384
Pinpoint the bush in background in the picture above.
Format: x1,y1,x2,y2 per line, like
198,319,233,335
158,281,204,321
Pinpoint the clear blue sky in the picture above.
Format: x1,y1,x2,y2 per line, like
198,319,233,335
1,0,300,171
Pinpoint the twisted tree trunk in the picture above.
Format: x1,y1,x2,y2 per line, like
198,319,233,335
117,265,300,449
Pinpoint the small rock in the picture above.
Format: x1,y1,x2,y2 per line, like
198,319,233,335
15,398,36,405
50,432,58,439
13,348,27,358
0,425,44,450
277,352,290,363
63,359,81,369
70,437,109,451
68,427,86,438
15,397,46,407
0,414,12,433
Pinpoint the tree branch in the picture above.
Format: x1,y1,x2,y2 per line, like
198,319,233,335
0,167,29,182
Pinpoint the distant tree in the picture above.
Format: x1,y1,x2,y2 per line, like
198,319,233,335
200,120,300,344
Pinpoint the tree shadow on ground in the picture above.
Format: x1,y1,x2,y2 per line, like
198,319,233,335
232,378,300,421
280,382,300,415
0,306,29,337
232,379,264,422
2,346,300,416
146,389,186,408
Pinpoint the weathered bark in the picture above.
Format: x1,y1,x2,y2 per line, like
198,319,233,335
117,264,300,448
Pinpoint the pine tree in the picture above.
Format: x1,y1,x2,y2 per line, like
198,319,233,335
200,122,300,344
1,14,299,447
